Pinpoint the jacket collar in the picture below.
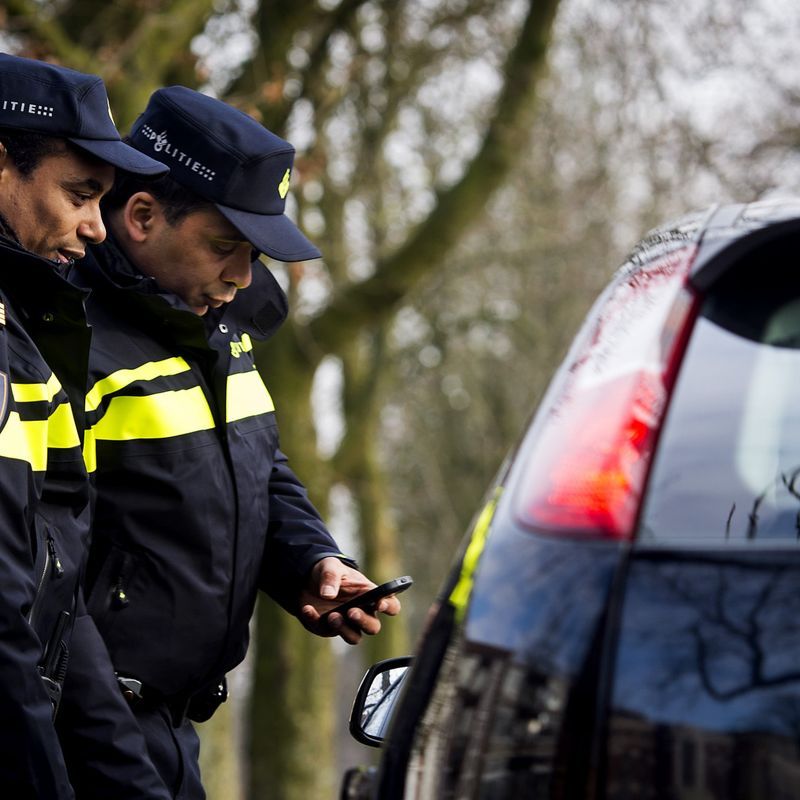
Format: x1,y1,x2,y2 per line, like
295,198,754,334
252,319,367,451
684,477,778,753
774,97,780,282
78,231,289,341
0,232,90,322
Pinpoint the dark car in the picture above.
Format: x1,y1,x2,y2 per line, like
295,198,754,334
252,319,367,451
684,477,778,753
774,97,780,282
344,199,800,799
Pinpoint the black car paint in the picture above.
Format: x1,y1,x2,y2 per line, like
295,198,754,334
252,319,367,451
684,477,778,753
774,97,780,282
355,200,800,799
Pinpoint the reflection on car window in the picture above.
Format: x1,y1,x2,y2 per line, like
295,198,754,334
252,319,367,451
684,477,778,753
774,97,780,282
642,269,800,542
607,556,800,796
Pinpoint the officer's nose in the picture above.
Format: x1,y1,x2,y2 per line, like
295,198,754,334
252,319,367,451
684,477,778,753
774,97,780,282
222,251,253,290
78,202,107,245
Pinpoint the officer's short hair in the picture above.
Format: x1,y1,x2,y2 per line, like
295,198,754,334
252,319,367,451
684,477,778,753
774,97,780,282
0,127,65,177
103,169,212,227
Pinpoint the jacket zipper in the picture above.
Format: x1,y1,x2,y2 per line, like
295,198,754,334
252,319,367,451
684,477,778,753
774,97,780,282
28,533,64,626
47,536,64,577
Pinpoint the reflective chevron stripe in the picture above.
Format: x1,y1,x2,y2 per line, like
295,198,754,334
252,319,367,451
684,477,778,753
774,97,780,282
226,369,275,422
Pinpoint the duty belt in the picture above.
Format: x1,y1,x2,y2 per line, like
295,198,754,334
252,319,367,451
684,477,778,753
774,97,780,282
116,675,189,726
116,675,227,726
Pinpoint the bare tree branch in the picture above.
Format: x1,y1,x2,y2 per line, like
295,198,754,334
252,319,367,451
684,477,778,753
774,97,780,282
97,0,216,127
5,0,94,69
226,0,370,132
307,0,562,355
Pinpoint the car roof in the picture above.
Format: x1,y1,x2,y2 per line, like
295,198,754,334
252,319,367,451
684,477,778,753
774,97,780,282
620,198,800,292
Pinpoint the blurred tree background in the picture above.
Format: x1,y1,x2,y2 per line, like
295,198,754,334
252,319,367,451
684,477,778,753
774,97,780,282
4,0,800,797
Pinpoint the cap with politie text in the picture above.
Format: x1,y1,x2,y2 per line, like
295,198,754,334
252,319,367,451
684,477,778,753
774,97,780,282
0,53,168,177
128,86,321,262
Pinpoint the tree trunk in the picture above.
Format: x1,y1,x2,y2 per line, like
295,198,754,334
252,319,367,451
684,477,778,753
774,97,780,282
248,329,338,799
337,334,410,664
197,698,243,800
248,602,337,800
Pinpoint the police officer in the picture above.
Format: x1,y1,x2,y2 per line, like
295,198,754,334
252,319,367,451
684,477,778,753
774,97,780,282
0,55,176,798
71,86,402,798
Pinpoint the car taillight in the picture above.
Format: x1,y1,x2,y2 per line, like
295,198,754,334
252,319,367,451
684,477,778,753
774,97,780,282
515,245,701,539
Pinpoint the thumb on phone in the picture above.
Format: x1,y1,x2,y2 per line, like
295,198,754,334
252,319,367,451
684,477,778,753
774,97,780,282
313,557,344,599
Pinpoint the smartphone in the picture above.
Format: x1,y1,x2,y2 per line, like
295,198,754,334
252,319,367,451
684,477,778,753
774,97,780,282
321,576,413,626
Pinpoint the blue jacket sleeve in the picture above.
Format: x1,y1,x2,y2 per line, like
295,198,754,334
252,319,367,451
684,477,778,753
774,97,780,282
55,608,170,799
0,354,75,798
0,556,75,799
260,446,355,610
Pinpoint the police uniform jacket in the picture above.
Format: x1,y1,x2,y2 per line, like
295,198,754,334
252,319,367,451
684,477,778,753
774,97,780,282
0,235,170,800
74,236,349,707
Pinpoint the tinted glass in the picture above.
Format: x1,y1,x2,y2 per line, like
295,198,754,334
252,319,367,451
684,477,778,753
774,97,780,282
606,554,800,798
641,237,800,542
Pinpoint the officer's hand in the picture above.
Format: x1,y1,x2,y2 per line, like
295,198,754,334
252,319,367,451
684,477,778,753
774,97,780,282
298,558,402,645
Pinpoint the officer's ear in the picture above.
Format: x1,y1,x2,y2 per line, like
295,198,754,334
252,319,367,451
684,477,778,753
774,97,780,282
124,192,160,243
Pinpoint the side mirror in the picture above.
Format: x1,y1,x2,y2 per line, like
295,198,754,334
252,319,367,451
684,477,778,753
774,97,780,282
348,656,413,747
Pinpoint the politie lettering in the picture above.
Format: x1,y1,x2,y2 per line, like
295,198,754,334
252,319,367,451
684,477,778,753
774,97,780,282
139,124,216,181
1,99,54,117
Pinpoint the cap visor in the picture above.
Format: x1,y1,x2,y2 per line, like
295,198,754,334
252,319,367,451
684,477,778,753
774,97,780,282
217,204,321,262
69,137,169,177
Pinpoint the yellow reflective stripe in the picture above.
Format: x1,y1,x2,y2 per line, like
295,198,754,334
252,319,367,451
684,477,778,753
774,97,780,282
449,488,502,622
86,357,191,412
83,428,97,474
47,402,81,449
0,412,49,471
12,373,62,404
226,369,275,423
90,386,215,442
0,400,81,471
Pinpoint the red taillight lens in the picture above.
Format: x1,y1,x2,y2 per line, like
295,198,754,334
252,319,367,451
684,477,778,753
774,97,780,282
515,246,701,539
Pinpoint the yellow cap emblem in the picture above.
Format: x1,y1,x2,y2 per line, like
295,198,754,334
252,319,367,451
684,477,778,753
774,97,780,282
107,98,115,125
278,168,291,199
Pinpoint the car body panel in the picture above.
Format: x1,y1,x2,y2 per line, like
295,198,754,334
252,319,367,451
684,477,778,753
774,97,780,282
346,199,800,799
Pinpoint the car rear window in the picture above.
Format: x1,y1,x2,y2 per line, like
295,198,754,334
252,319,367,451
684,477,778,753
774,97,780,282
641,234,800,542
605,553,800,797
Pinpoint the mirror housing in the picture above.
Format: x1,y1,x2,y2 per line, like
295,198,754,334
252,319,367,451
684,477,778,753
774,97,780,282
348,656,413,747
